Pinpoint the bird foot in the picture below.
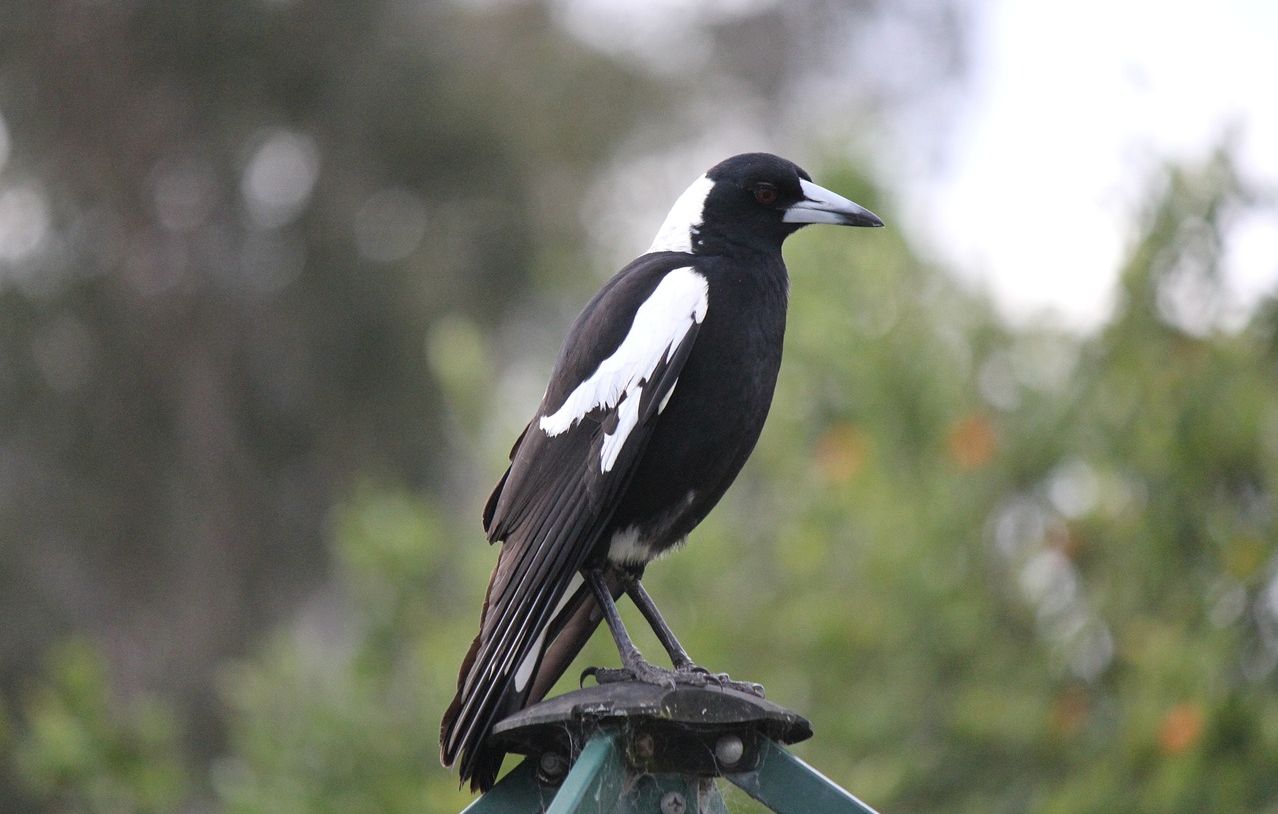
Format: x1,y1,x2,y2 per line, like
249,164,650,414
581,660,677,689
581,662,765,698
676,664,765,697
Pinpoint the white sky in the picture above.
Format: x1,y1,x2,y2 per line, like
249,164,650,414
548,0,1278,332
912,0,1278,330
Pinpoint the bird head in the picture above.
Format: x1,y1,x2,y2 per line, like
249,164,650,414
647,152,883,256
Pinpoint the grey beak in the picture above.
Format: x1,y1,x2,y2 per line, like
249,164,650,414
783,178,884,228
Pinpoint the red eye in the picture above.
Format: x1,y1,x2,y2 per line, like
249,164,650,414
753,183,778,205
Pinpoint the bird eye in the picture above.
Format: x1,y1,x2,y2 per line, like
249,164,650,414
753,183,778,205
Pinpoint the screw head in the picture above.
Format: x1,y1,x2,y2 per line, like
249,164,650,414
537,751,568,781
660,790,686,814
715,733,744,768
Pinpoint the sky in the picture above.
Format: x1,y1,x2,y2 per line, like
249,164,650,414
559,0,1278,334
913,0,1278,331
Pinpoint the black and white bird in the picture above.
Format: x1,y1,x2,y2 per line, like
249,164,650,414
440,153,882,791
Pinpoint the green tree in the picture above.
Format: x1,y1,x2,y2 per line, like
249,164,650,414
9,641,188,814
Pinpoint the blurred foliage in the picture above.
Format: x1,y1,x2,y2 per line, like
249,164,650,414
8,641,187,813
4,1,1278,813
211,487,478,814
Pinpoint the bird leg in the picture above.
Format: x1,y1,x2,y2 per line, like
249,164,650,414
624,577,765,697
581,568,765,697
581,568,677,688
623,578,696,670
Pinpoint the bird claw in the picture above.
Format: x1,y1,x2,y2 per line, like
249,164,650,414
725,678,766,698
673,664,716,686
675,664,765,697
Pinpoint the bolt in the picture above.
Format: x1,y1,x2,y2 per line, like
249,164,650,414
659,790,686,814
715,733,744,768
538,751,568,781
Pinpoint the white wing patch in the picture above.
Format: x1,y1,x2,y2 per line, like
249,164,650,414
539,267,708,471
646,175,714,254
599,383,643,472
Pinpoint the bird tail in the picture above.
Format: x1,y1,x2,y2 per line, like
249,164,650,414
440,564,621,792
437,571,516,791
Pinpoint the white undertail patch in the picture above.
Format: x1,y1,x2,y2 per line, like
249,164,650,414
647,175,714,254
539,268,709,471
608,525,655,566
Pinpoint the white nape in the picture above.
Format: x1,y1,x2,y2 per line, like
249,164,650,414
646,175,714,254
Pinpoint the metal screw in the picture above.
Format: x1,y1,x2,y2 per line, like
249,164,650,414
538,751,568,781
659,790,686,814
715,733,744,768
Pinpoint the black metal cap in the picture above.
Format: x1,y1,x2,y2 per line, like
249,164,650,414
490,682,812,779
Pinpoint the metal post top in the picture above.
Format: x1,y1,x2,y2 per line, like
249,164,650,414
489,681,812,779
465,684,884,814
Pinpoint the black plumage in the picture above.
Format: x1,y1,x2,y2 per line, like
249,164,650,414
441,153,883,790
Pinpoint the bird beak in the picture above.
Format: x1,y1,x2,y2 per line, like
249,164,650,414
783,179,884,228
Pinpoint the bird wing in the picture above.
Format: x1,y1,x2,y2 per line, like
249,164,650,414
441,257,709,788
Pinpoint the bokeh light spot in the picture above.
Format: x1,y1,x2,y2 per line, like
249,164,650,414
240,129,319,229
0,183,51,265
0,109,10,173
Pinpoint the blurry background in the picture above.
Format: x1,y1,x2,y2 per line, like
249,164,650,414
1,0,1276,812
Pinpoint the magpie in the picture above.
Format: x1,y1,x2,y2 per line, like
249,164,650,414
440,152,882,791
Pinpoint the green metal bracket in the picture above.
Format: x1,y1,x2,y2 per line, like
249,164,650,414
465,732,728,814
724,736,879,814
545,732,624,813
459,758,547,814
458,683,883,814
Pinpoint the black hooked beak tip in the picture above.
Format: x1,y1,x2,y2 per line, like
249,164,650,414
782,178,884,228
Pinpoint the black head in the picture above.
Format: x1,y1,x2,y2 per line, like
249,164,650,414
647,152,883,256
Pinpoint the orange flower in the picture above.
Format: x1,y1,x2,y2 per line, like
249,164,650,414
815,423,868,483
1158,703,1204,755
947,414,997,470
